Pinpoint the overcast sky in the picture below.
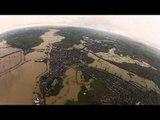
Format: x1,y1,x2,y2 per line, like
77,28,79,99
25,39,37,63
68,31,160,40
0,15,160,49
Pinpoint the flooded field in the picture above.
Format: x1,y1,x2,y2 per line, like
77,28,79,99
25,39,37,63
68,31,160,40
0,49,24,75
46,67,81,105
0,27,159,105
87,52,160,94
96,48,156,70
71,42,160,94
0,29,63,104
46,65,93,105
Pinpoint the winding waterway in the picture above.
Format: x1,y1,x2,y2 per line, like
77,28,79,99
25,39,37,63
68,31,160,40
0,29,63,104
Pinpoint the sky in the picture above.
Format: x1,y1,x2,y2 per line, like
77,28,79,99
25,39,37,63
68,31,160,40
0,15,160,49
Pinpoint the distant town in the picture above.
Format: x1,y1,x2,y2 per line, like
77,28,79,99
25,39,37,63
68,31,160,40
0,26,160,105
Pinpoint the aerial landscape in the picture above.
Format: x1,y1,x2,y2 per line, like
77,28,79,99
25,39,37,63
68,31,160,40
0,16,160,105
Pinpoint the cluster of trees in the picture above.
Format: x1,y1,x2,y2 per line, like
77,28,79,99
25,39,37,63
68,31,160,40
4,29,49,51
57,30,82,46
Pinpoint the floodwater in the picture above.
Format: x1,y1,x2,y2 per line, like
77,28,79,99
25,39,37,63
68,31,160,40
0,29,63,104
87,52,160,94
72,41,160,94
46,65,93,105
0,49,24,75
96,48,156,70
46,67,81,105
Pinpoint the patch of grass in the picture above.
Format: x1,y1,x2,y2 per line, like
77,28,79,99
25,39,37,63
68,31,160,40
57,30,82,45
90,79,107,95
65,86,94,105
65,79,107,105
78,86,93,104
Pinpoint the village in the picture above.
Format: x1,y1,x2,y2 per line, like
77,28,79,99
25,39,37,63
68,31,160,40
36,34,160,105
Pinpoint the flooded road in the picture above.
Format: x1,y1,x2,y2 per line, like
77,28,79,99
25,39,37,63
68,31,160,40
0,29,64,104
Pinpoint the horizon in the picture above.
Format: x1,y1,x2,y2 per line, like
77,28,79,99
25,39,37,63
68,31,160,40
0,15,160,50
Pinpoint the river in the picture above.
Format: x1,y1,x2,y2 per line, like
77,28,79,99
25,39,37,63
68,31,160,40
0,29,64,104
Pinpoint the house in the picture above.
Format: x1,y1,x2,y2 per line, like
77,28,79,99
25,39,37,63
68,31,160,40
51,79,58,87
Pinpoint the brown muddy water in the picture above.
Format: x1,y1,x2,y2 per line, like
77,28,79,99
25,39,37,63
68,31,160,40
46,65,93,105
0,29,64,104
87,52,160,94
72,42,160,94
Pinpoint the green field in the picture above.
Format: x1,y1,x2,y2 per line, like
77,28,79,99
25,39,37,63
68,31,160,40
4,29,49,51
65,79,107,105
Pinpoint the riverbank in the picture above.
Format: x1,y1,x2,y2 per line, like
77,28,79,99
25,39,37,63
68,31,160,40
0,29,63,104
